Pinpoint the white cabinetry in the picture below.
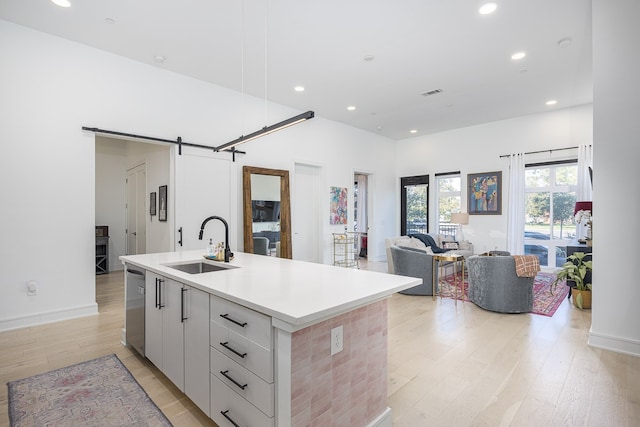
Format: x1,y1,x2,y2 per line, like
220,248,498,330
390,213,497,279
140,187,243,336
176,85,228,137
210,294,274,426
184,285,210,416
145,272,210,416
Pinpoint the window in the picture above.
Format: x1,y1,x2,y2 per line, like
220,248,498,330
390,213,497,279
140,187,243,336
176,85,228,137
524,162,577,267
436,174,461,237
401,175,429,235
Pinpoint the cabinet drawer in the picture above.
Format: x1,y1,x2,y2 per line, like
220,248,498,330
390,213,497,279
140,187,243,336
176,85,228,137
210,295,272,349
211,321,273,382
210,347,274,417
211,373,274,427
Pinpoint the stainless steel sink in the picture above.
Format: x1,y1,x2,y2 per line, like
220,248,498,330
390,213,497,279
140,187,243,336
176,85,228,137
165,262,237,274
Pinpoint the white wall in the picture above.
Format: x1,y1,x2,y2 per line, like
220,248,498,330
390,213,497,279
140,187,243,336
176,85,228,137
395,104,593,254
590,0,640,356
0,20,396,330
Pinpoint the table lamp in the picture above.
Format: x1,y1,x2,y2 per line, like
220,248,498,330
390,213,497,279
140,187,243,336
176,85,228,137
451,212,469,241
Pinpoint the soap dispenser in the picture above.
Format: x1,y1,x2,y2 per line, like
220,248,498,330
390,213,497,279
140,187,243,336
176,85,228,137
207,238,215,257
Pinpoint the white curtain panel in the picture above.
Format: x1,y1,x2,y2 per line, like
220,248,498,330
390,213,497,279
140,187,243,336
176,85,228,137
576,144,593,240
577,144,593,200
507,153,525,255
356,174,368,233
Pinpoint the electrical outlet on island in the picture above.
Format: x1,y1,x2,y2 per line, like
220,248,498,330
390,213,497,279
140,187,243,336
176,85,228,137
331,325,344,355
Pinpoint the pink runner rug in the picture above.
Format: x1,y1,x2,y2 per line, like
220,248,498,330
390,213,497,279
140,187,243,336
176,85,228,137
8,354,171,427
439,271,568,317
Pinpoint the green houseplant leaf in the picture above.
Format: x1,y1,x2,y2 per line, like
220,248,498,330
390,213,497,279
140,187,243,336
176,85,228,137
551,251,593,293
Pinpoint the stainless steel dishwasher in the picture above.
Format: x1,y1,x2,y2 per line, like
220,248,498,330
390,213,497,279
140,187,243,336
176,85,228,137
125,267,145,356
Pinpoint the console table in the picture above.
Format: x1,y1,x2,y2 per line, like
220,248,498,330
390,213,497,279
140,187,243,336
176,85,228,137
566,240,592,257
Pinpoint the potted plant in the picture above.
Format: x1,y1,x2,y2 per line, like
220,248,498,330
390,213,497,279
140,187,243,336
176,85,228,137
552,251,593,309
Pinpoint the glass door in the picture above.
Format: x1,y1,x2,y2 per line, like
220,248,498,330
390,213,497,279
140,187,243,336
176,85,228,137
401,175,429,235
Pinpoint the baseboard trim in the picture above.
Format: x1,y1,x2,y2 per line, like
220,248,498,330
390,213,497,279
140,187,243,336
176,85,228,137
366,407,392,427
589,329,640,357
0,303,99,332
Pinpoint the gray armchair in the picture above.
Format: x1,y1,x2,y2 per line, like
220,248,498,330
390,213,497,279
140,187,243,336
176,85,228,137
253,236,270,256
467,255,534,313
389,246,439,296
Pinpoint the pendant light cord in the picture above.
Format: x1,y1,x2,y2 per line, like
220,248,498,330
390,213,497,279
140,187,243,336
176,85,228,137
241,0,245,135
264,0,268,125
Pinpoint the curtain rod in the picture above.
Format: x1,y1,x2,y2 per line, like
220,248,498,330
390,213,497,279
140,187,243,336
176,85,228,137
499,145,578,158
435,171,461,177
82,126,246,160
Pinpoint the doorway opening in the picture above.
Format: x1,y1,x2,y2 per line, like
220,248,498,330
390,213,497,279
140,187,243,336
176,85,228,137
95,136,171,277
354,173,371,260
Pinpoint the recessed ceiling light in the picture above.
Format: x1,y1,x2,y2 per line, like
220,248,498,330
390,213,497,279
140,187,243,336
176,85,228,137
511,52,526,60
51,0,71,7
478,2,497,15
546,100,557,106
376,126,384,131
294,86,305,92
410,129,418,134
154,55,165,63
347,106,356,111
104,18,116,24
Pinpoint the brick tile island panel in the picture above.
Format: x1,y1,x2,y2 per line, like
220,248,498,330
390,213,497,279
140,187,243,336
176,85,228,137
290,300,388,426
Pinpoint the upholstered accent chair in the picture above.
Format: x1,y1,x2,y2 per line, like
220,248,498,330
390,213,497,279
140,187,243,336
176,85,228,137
253,236,270,256
389,245,439,296
467,255,534,313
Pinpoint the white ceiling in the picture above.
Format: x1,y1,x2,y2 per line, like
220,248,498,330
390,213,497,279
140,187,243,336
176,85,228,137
0,0,592,140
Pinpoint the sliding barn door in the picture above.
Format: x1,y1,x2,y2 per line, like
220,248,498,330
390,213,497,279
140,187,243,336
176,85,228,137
174,148,233,251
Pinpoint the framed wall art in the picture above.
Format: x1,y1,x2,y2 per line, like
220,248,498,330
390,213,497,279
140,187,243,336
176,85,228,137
468,171,502,215
150,192,157,216
158,185,167,221
329,186,348,225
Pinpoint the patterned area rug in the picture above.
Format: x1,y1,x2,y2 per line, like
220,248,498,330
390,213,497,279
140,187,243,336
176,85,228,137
439,271,569,317
7,354,172,427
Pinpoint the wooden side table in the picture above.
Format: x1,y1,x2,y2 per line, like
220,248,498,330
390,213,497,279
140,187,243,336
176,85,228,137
432,253,465,304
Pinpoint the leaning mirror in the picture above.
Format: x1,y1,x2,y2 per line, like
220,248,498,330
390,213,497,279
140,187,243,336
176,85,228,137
243,166,292,259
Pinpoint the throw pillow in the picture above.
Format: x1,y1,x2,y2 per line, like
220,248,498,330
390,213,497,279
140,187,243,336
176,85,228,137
407,237,428,250
443,241,459,250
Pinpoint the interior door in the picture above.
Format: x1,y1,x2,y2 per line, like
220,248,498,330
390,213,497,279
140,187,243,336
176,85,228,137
174,149,231,251
126,163,146,255
293,163,320,262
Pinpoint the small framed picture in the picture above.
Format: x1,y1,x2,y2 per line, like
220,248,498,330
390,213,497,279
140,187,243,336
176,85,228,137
158,185,167,222
150,192,157,216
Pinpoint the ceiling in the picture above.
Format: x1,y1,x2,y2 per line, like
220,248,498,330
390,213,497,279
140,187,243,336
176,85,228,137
0,0,592,140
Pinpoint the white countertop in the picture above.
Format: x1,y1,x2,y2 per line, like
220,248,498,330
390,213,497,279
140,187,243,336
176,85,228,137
120,250,420,331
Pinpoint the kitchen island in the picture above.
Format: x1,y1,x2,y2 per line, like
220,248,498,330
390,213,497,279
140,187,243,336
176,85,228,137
121,250,420,427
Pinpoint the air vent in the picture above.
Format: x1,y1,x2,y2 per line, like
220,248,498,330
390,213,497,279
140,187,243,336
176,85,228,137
421,89,443,97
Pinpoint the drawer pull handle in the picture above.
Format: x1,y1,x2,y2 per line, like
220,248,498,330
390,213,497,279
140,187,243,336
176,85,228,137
221,410,240,427
220,370,247,390
220,313,247,328
219,341,247,358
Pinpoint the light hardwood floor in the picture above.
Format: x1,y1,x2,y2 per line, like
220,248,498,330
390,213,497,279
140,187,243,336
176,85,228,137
1,264,639,426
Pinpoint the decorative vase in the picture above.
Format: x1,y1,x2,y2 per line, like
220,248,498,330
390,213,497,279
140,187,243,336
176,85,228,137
571,289,592,309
